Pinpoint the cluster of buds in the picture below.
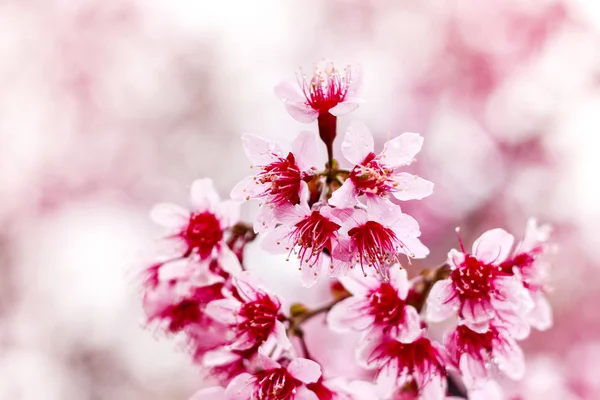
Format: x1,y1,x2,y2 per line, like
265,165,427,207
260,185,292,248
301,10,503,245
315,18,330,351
139,61,553,399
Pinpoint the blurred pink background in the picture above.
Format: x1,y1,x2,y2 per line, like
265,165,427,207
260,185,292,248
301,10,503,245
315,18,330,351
2,0,600,399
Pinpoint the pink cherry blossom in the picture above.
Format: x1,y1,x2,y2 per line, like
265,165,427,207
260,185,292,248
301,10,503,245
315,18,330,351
500,218,553,331
230,131,321,233
206,271,291,352
225,352,321,400
426,228,534,334
445,324,526,390
327,267,422,343
274,61,362,123
262,202,342,287
329,121,433,208
357,332,447,400
331,197,429,278
150,178,241,268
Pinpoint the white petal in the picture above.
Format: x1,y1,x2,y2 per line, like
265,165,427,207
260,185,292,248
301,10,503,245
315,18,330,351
341,120,374,164
493,339,525,380
253,206,277,234
274,80,305,102
389,267,409,299
216,200,241,228
327,297,371,333
241,133,282,166
230,175,265,201
288,358,322,384
329,99,360,116
448,249,465,268
328,179,358,208
393,306,422,343
291,130,321,171
190,178,220,210
420,373,447,400
274,320,292,350
261,225,292,254
218,246,243,275
150,203,189,229
391,173,434,201
380,132,423,167
426,279,458,322
285,102,319,123
338,275,376,296
459,353,489,390
472,228,515,264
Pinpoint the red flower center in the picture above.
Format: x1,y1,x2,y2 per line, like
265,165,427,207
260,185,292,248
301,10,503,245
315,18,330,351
454,325,496,361
254,368,302,400
451,255,501,301
369,337,446,384
183,212,223,259
299,64,351,114
238,293,280,346
350,152,395,196
288,211,340,267
348,221,400,275
258,152,303,206
367,283,407,328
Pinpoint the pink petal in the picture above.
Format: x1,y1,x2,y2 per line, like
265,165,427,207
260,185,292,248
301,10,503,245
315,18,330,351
327,297,372,333
273,202,310,226
328,179,358,208
225,373,255,400
241,133,282,166
216,200,241,228
493,338,525,380
273,320,292,350
261,225,293,254
150,202,189,229
291,130,321,171
217,246,243,275
392,305,422,343
355,331,382,369
527,292,553,331
472,228,515,264
189,387,226,400
258,351,282,370
520,218,551,253
300,258,324,288
448,249,465,268
285,102,319,123
205,299,240,324
341,120,374,165
202,349,241,368
495,309,531,340
461,299,495,326
230,175,265,201
468,380,504,400
426,279,458,322
420,373,447,400
329,254,352,278
399,237,430,259
295,386,320,400
253,205,277,234
190,178,221,210
459,353,489,390
288,358,322,384
338,275,376,296
329,100,360,116
376,362,401,396
274,80,305,103
380,132,423,167
232,272,264,302
391,173,434,201
388,267,409,299
492,277,534,314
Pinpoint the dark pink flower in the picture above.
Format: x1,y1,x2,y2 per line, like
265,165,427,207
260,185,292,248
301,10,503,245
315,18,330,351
329,121,433,208
225,353,321,400
445,324,525,390
274,61,362,123
231,131,321,233
426,228,533,334
205,271,290,352
327,267,422,343
262,202,342,287
357,333,447,400
331,198,429,278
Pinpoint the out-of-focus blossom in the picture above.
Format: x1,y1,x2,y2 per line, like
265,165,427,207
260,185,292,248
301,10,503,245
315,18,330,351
329,121,433,208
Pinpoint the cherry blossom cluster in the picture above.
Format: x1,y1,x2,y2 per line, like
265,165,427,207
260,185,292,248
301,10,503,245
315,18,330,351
139,61,553,400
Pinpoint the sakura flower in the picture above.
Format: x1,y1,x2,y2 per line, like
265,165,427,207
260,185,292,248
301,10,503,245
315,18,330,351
226,352,321,400
206,271,291,352
275,61,362,124
327,267,422,343
262,202,342,287
357,333,447,400
329,121,433,208
150,178,241,272
332,197,429,278
445,324,526,390
501,218,553,331
231,130,321,233
426,228,534,334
